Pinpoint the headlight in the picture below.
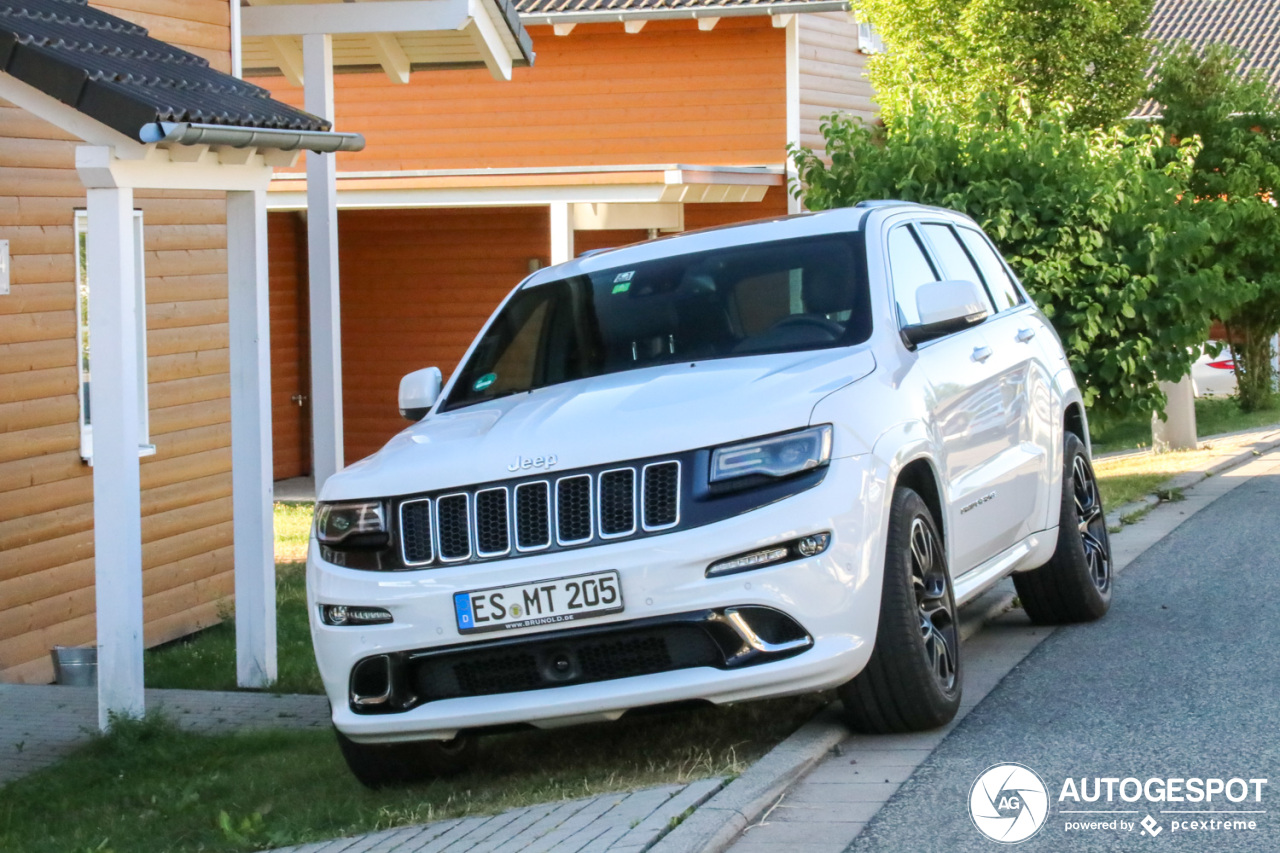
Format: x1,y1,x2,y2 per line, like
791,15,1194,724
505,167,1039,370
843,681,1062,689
710,425,833,483
315,501,388,548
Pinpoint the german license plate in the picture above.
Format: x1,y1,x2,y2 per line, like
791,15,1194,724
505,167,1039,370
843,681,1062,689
453,570,623,634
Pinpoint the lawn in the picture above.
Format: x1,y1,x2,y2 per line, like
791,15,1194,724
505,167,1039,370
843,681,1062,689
0,694,823,853
6,501,822,853
1088,396,1279,455
145,503,321,695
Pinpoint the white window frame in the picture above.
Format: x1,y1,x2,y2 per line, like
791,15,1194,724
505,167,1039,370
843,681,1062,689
75,209,154,464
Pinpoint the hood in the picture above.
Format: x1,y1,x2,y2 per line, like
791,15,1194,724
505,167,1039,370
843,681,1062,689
321,348,876,501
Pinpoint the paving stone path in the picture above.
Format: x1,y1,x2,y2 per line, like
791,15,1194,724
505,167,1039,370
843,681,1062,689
269,778,724,853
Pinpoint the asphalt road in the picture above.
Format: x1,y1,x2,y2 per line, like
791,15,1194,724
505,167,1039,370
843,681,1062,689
845,469,1280,852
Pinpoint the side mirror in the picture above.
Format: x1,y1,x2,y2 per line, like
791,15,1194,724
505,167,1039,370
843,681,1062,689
398,367,443,421
902,279,991,347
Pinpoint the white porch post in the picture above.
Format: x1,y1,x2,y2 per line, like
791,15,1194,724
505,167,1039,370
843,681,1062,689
227,188,277,687
304,32,345,490
550,201,574,265
87,185,145,730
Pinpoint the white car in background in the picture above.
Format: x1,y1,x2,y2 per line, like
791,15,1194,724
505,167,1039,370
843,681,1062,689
1192,338,1280,398
307,202,1113,787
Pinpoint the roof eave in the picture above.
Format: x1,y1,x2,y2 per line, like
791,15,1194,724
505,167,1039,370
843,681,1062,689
519,0,850,26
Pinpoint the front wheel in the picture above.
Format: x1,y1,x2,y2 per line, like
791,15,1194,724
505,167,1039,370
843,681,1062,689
839,487,961,733
1013,431,1112,624
335,728,476,789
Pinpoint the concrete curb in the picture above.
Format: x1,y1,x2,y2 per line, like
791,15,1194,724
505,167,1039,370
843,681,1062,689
648,706,848,853
653,427,1280,853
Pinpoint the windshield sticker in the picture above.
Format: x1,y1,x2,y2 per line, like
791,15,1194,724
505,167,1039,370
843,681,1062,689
614,271,634,283
611,281,631,294
473,373,497,391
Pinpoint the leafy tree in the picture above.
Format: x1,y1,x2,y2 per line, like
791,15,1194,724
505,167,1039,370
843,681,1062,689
860,0,1153,128
791,100,1228,417
1148,42,1280,411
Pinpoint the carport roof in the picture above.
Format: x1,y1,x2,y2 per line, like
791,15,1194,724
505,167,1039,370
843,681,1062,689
1138,0,1280,118
516,0,847,16
0,0,331,140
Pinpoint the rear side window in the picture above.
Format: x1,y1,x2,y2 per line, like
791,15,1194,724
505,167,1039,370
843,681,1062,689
956,228,1024,312
887,226,940,326
921,224,996,314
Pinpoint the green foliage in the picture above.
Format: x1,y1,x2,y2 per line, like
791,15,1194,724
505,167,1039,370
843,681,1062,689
1148,42,1280,412
860,0,1153,128
792,100,1225,417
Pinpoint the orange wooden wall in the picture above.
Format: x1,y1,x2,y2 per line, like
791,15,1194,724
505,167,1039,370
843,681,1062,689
253,17,787,172
0,1,235,683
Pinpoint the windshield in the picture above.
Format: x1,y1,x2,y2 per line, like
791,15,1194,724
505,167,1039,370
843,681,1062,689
443,233,870,412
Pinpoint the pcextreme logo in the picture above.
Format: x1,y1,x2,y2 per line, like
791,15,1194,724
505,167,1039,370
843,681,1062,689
969,763,1051,844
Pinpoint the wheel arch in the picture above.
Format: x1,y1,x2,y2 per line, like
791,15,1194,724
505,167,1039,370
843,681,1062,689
892,456,946,548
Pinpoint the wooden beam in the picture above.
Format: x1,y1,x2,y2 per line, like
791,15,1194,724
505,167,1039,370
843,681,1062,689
265,36,304,87
624,19,647,33
367,33,411,84
553,22,576,36
697,17,720,31
303,33,345,491
227,188,277,688
86,185,145,730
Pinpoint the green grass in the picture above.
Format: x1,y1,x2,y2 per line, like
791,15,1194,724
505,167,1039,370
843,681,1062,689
144,560,322,695
145,503,321,695
0,696,824,853
1089,396,1280,455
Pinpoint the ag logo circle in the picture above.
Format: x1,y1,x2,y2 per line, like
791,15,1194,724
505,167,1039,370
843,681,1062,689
968,763,1049,844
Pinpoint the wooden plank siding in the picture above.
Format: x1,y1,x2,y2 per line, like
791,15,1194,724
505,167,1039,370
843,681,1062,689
251,17,787,172
797,12,878,159
0,0,234,683
314,190,790,465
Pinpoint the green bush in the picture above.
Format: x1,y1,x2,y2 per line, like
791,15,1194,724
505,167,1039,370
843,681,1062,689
791,100,1226,418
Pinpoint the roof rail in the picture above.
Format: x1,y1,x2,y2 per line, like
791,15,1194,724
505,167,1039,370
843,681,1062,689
853,200,919,210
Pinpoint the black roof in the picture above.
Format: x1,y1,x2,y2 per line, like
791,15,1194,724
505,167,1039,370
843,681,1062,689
0,0,330,141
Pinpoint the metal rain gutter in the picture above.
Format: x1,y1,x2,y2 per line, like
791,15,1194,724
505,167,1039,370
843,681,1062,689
520,0,851,26
140,122,366,153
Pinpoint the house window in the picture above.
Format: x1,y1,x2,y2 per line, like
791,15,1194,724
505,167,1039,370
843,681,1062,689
75,209,154,463
856,20,884,54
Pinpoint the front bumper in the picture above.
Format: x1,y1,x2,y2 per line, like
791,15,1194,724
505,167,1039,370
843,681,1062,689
308,455,886,742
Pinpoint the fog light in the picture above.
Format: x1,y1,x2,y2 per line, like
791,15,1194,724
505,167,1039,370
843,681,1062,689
796,533,831,557
322,604,393,626
706,532,833,578
707,546,789,577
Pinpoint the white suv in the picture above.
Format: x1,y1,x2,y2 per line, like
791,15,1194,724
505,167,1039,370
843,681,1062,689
308,202,1112,787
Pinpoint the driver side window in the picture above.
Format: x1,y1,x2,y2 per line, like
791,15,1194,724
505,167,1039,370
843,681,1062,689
887,225,940,327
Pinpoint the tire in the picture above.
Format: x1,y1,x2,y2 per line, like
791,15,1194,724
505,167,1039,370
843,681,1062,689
335,728,477,789
839,487,962,733
1013,431,1113,624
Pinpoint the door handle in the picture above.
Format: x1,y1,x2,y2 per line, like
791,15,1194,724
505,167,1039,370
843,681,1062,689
1016,327,1036,343
971,346,993,363
291,394,307,407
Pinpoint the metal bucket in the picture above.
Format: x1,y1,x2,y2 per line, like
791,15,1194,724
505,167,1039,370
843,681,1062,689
51,645,97,686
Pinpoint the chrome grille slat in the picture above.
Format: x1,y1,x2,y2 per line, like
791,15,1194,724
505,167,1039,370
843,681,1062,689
598,468,636,538
474,487,510,557
555,474,594,545
642,461,681,530
436,493,472,561
515,481,552,551
396,458,681,567
400,498,433,565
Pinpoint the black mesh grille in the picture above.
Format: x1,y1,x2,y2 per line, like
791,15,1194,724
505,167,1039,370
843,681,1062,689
474,489,510,555
437,494,471,560
556,475,592,543
411,624,720,703
400,500,433,564
644,462,680,528
599,469,636,536
515,482,551,550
